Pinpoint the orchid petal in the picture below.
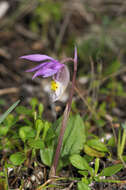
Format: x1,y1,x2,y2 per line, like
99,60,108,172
26,62,49,72
42,70,58,77
32,68,57,79
50,80,68,102
53,65,70,87
51,65,70,102
26,61,56,72
20,54,56,62
25,60,63,73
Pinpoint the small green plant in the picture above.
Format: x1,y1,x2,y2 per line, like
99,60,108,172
70,155,124,190
117,123,126,167
0,98,50,166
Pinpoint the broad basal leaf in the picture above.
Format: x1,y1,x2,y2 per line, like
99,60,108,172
99,164,123,177
55,114,86,157
77,181,91,190
87,139,108,152
70,154,93,175
9,152,26,166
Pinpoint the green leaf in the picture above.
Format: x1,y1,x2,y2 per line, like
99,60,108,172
0,125,10,136
42,121,50,141
55,115,86,157
84,144,105,157
70,154,93,175
4,163,14,169
35,119,43,136
107,136,115,147
122,155,126,162
95,158,100,175
0,172,5,177
104,60,121,76
0,100,20,124
16,106,32,116
84,155,94,163
3,114,17,127
28,139,44,149
95,118,106,127
38,103,44,117
9,152,26,166
78,170,89,176
19,126,35,142
87,139,108,152
77,181,91,190
45,127,55,144
40,146,54,166
30,97,38,110
99,164,123,177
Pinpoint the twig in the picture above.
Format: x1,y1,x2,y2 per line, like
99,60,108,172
0,87,19,96
15,24,39,40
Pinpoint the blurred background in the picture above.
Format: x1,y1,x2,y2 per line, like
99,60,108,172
1,0,126,121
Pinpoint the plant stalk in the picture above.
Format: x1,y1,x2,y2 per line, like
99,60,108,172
49,48,77,177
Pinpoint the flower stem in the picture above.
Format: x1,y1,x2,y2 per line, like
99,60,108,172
50,49,77,177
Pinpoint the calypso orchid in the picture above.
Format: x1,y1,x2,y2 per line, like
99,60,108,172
20,47,77,102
